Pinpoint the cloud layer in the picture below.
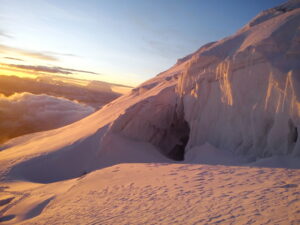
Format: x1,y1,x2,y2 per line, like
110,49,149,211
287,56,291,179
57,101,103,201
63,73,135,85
3,56,24,61
0,92,94,144
0,30,12,39
1,63,99,76
0,44,58,61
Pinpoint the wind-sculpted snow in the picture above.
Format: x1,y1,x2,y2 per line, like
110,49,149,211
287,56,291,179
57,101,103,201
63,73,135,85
176,4,300,158
1,164,300,224
108,86,189,160
179,56,300,157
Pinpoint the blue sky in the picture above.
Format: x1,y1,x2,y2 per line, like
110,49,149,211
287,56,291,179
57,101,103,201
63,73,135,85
0,0,285,86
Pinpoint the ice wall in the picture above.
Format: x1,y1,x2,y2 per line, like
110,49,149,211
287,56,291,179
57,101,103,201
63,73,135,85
178,53,299,157
108,1,300,159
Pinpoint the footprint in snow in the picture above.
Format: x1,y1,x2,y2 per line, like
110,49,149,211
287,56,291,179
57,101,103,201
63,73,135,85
0,214,15,222
0,197,14,206
277,184,298,189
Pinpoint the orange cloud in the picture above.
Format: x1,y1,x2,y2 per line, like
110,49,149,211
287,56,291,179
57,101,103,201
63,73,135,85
0,63,100,76
0,44,58,61
3,57,24,61
6,64,72,74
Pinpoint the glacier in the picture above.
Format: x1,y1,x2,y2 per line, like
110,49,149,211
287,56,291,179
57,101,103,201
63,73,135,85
0,0,300,183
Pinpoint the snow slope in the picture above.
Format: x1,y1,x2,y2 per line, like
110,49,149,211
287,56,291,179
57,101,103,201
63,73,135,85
0,1,300,224
1,163,300,224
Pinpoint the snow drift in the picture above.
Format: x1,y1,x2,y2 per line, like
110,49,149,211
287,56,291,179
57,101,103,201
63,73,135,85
0,0,300,184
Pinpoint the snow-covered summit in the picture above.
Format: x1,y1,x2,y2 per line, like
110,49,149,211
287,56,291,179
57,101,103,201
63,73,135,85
246,0,300,28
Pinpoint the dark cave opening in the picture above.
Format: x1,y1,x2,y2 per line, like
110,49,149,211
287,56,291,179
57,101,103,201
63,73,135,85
167,120,190,161
287,119,298,154
289,119,298,144
292,126,298,143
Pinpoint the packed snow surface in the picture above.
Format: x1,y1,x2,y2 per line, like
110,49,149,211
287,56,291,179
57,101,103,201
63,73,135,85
1,163,300,224
0,0,300,224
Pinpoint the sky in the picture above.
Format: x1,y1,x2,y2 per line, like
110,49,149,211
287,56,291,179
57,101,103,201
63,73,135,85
0,0,286,86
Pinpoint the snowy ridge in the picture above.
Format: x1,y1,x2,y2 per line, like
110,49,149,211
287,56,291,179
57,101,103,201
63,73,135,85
246,0,300,28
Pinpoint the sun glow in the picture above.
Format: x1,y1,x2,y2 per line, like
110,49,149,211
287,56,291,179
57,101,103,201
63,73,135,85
0,64,37,79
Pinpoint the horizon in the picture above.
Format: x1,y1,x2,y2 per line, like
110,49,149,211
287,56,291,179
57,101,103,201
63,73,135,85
1,0,285,86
